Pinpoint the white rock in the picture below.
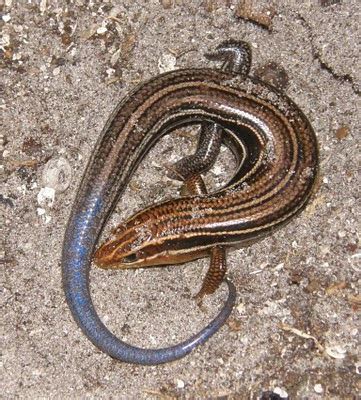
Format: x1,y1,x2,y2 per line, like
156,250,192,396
158,53,177,73
37,187,55,207
97,26,108,35
42,157,72,192
273,386,288,398
314,383,323,394
176,379,185,389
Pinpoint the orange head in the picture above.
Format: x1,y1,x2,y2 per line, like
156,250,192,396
93,208,207,269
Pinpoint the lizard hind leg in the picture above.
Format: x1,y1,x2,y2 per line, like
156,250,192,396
175,174,228,302
195,246,227,301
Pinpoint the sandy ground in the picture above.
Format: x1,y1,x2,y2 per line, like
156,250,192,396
1,1,360,399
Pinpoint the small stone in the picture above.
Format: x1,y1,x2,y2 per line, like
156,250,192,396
40,0,47,13
314,383,323,394
161,0,172,9
106,68,115,77
236,302,245,313
273,386,288,398
36,209,51,224
42,157,72,193
13,24,23,33
304,278,321,293
355,361,361,374
255,62,289,90
96,26,108,35
2,33,10,47
234,0,275,30
110,49,121,66
2,14,11,22
37,207,46,216
158,53,177,73
227,318,242,331
335,126,350,140
320,245,330,255
176,379,185,389
274,262,284,271
37,187,56,207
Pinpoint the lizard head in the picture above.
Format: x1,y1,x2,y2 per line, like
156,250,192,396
93,207,207,269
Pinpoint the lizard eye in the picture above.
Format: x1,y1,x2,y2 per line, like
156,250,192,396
121,253,138,263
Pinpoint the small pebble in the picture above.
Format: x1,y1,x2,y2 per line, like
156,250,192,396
255,62,289,90
37,187,55,207
236,302,245,313
97,26,108,35
274,262,284,271
314,383,323,394
273,386,288,398
320,245,330,255
355,361,361,374
40,0,47,13
158,53,177,73
42,157,72,192
335,126,350,140
37,207,46,216
161,0,172,9
37,207,52,224
176,379,185,389
2,14,11,22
